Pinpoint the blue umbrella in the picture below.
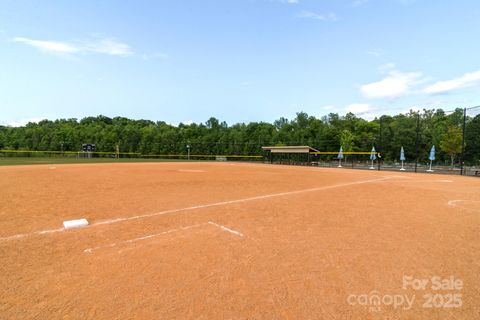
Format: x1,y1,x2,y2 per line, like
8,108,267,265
337,147,344,160
337,146,344,167
370,146,377,160
400,146,406,171
400,146,406,161
369,146,376,169
429,145,435,161
427,145,435,172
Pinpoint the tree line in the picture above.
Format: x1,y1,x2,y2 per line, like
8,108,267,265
0,109,479,165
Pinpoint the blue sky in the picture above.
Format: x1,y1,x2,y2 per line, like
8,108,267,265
1,0,479,126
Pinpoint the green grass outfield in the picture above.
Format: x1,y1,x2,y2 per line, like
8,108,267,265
0,157,195,166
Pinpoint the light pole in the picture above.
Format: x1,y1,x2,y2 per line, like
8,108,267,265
186,145,190,160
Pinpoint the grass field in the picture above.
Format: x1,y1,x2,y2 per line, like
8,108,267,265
0,156,194,166
0,162,479,319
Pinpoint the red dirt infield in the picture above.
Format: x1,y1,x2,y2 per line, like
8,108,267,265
0,162,479,319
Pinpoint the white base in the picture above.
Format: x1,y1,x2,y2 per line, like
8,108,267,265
63,218,89,229
400,168,406,171
369,167,375,170
338,165,342,168
426,169,434,172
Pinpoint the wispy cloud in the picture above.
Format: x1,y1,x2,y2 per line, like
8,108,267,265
13,36,133,56
366,49,383,57
277,0,299,4
423,70,480,94
360,65,424,99
296,10,338,22
346,103,377,120
13,37,79,54
4,117,48,127
84,39,133,56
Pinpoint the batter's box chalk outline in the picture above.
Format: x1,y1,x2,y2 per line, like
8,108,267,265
83,221,244,254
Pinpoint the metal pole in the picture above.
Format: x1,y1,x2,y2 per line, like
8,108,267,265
459,107,467,175
378,117,382,171
414,113,420,173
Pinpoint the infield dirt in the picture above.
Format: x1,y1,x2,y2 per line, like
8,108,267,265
0,162,479,319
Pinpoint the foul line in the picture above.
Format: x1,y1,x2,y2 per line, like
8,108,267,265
0,176,391,241
208,221,244,237
84,221,243,253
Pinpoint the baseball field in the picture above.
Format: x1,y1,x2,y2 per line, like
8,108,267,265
1,162,479,319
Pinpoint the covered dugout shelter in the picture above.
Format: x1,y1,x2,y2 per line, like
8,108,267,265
262,146,320,165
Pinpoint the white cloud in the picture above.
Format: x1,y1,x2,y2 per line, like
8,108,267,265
296,10,338,22
13,37,79,54
13,36,133,56
84,39,133,56
346,103,371,114
360,67,424,99
423,70,480,94
181,120,194,125
366,49,383,57
5,117,47,127
346,104,377,120
378,63,396,73
276,0,299,4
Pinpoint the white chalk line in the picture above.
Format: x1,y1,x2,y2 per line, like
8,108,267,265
0,176,391,242
84,221,243,253
84,223,205,253
208,221,244,237
1,227,65,241
447,200,480,213
92,176,391,226
378,179,453,183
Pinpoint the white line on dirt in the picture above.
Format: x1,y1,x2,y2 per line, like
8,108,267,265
447,199,480,212
378,179,453,183
84,221,243,253
93,176,392,227
208,221,244,237
84,223,206,253
0,176,390,241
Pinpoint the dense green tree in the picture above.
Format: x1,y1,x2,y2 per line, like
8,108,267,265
1,109,478,164
440,127,463,167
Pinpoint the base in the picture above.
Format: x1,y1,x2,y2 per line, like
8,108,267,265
63,218,89,229
400,168,406,171
426,169,434,172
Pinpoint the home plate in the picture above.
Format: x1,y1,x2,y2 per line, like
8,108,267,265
63,218,89,229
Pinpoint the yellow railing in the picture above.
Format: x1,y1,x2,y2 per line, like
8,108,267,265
310,151,379,155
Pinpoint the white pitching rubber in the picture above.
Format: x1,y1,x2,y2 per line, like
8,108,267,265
63,218,89,229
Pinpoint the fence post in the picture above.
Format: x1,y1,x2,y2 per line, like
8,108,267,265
378,117,382,171
414,113,420,173
460,107,467,175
